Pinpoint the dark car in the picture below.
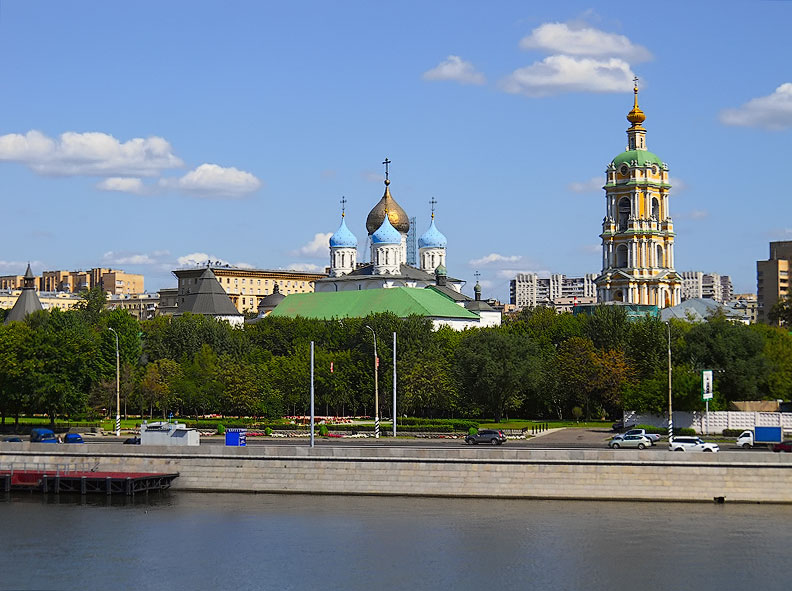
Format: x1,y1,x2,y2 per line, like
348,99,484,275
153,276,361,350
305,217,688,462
465,429,506,445
772,441,792,453
62,433,84,444
2,436,22,442
123,436,141,445
30,427,59,443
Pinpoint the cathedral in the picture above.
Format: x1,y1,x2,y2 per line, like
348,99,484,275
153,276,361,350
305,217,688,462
594,83,681,308
315,161,463,293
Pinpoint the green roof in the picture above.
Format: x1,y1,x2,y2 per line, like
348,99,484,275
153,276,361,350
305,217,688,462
612,149,665,168
269,287,480,320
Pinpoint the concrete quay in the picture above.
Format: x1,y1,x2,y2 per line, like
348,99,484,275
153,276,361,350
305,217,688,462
2,443,792,503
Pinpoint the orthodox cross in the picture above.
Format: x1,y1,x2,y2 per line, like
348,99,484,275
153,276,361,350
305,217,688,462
430,197,437,218
340,195,347,217
633,75,639,89
382,157,391,181
474,271,481,281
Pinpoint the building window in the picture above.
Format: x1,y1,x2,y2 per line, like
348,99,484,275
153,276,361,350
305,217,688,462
652,197,660,219
618,197,630,231
616,244,628,268
656,244,664,267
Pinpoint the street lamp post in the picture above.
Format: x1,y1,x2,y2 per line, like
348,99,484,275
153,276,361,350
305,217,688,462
108,327,120,437
365,325,379,439
667,321,673,442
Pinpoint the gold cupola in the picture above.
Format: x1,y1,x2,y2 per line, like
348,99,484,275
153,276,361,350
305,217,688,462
365,163,410,235
626,83,646,128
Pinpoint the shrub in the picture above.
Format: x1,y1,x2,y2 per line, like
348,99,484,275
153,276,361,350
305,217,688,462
264,427,273,436
722,428,744,437
468,426,478,436
216,423,225,435
319,424,329,436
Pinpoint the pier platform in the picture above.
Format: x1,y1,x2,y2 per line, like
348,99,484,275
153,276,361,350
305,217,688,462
1,468,179,496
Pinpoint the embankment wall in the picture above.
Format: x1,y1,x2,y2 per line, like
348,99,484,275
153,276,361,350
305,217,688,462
2,444,792,503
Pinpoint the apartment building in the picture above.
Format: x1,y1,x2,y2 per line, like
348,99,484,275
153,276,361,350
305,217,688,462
680,271,733,303
509,273,597,309
757,241,792,324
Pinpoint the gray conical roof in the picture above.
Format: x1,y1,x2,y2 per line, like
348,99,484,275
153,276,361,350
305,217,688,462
177,267,241,317
5,264,43,323
257,283,286,313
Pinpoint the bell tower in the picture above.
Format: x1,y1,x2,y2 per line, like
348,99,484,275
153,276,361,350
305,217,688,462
595,81,681,308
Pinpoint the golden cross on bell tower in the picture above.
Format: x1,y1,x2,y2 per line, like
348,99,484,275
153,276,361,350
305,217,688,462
340,195,347,218
430,197,437,219
382,157,391,181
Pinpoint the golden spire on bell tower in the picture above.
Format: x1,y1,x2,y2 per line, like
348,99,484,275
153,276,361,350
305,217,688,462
627,76,646,128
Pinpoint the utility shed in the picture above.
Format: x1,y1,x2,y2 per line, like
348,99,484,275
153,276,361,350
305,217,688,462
269,286,482,330
141,421,200,446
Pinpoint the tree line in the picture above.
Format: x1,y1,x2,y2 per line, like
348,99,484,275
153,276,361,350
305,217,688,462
1,288,792,426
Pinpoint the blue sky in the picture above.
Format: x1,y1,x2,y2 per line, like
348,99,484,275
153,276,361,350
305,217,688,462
1,1,791,300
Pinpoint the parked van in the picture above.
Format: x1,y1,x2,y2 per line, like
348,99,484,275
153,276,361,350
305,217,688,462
30,428,59,443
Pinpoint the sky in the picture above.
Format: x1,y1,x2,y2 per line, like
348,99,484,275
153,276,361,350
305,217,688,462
1,1,791,301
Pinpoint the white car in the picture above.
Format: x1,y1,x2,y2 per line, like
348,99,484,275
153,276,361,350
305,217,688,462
609,434,652,449
614,428,661,445
669,436,719,452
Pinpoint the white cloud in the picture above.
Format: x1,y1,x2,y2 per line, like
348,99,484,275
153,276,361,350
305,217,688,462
286,263,324,272
177,252,229,267
677,209,709,221
720,83,792,130
161,163,262,198
501,55,635,97
422,55,486,85
568,176,603,193
0,259,46,272
477,279,494,290
361,170,382,183
175,252,253,269
294,233,332,258
469,253,523,266
0,130,183,176
519,23,651,62
495,268,552,279
96,177,147,195
102,250,161,265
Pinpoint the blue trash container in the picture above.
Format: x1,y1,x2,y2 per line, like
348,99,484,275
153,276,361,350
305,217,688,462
225,428,247,446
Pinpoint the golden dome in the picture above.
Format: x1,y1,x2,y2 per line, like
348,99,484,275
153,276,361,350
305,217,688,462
627,84,646,127
366,179,410,235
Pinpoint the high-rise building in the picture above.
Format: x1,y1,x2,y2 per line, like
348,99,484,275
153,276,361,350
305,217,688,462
509,273,597,309
681,271,733,303
594,83,681,308
757,241,792,324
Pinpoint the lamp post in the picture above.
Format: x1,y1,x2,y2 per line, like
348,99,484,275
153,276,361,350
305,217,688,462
365,325,379,439
108,327,120,437
667,321,673,442
392,331,396,438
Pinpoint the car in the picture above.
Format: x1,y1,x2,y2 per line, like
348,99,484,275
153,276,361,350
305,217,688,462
771,441,792,453
2,436,22,442
465,429,506,445
123,436,141,445
609,434,652,449
669,436,719,452
613,428,662,445
30,427,59,443
62,433,84,444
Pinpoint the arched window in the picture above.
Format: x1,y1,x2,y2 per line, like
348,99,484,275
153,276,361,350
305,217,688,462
614,290,624,302
616,244,628,268
656,244,664,267
618,197,631,231
652,197,660,219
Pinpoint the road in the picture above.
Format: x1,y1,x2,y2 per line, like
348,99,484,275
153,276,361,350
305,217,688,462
78,428,780,453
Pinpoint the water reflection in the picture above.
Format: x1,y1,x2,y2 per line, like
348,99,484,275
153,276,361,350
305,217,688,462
0,493,790,590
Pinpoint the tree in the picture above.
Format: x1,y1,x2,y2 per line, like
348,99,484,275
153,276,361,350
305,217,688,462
769,293,792,327
455,329,539,422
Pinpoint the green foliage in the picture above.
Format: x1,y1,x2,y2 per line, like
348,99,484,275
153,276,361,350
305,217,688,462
217,423,225,435
722,429,744,437
264,427,273,436
318,424,329,436
468,426,477,436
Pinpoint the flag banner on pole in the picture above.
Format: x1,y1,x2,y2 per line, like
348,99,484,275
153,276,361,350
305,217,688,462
702,369,713,400
376,357,379,368
330,362,334,373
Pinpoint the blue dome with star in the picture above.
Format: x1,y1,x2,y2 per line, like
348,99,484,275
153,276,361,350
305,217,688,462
418,218,447,249
371,213,402,244
329,216,358,248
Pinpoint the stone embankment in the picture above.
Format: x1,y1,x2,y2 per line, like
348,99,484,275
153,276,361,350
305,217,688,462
2,444,792,503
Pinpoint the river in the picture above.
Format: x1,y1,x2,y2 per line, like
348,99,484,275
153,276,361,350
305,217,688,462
1,492,790,590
